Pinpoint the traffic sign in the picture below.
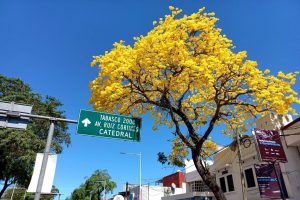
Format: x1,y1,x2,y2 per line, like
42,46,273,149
76,110,141,142
0,101,32,129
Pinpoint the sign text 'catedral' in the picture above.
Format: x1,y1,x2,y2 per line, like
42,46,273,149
77,110,141,141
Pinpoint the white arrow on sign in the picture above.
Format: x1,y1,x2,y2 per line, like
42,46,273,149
81,118,91,127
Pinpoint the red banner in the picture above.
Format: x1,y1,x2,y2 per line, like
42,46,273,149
253,128,287,162
254,163,281,198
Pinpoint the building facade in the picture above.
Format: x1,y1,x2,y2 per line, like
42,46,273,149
162,161,215,200
124,172,186,200
212,115,300,200
119,115,300,200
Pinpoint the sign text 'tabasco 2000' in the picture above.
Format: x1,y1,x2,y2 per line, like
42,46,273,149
76,110,141,142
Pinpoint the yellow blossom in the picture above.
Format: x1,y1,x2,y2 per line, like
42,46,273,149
90,6,300,170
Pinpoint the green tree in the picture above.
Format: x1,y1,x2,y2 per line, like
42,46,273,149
0,75,70,197
3,185,59,200
68,170,116,200
2,187,27,200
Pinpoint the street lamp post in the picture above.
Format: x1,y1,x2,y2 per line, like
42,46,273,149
121,152,142,200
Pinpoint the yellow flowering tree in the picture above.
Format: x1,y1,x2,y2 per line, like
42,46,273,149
90,7,300,200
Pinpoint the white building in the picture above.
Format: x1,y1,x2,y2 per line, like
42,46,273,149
162,161,215,200
126,184,171,200
124,164,215,200
212,114,300,200
125,171,188,200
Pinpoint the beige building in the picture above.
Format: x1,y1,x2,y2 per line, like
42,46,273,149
212,115,300,200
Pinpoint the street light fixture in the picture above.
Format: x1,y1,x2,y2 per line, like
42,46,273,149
120,152,142,200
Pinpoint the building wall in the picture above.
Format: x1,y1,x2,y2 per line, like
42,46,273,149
159,160,215,200
283,118,300,147
215,156,244,200
163,172,186,188
255,114,292,131
280,137,300,199
241,155,261,200
213,114,300,200
185,170,201,183
128,185,170,200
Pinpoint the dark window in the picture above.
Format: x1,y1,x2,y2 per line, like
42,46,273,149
245,168,256,188
227,175,235,192
219,177,227,193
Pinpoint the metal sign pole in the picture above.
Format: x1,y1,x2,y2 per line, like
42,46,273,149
34,121,55,200
32,117,77,200
272,162,286,200
0,101,78,200
139,152,142,200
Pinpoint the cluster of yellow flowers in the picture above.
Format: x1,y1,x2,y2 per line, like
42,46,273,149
169,137,190,166
90,6,300,138
202,139,217,157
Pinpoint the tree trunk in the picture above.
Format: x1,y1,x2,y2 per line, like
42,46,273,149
0,178,11,198
192,151,227,200
97,189,101,200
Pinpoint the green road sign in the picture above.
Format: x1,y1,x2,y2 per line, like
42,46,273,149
77,110,141,142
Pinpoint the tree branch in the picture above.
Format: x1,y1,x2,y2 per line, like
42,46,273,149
169,107,194,149
0,177,13,198
197,102,221,151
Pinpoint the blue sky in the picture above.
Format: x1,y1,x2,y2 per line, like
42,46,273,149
1,0,300,199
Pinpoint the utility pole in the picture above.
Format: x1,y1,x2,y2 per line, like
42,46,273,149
139,152,142,200
274,118,286,200
147,183,149,200
235,129,248,200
